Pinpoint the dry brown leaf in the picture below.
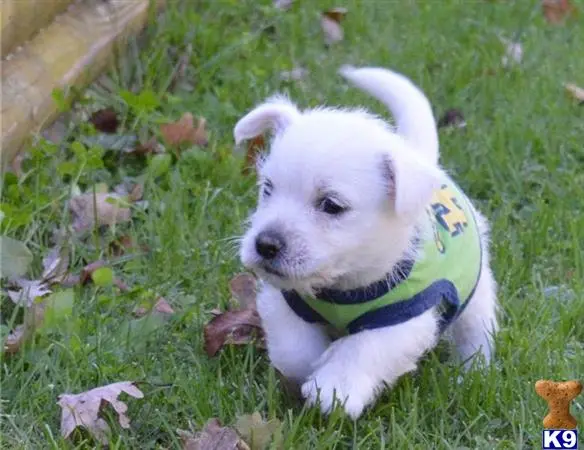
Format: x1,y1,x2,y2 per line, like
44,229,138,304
234,412,282,450
89,108,120,134
179,418,250,450
229,273,258,311
323,7,348,22
203,309,265,357
60,274,82,288
133,137,165,155
42,246,70,284
437,109,466,129
80,260,130,292
160,113,209,149
6,279,52,307
69,192,132,233
321,7,348,45
134,297,175,317
80,260,107,285
243,135,265,174
564,83,584,102
542,0,576,23
112,181,145,208
127,183,144,203
57,381,144,444
3,302,46,354
109,235,149,257
3,325,25,354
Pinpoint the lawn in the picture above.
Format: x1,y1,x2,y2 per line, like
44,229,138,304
1,0,584,448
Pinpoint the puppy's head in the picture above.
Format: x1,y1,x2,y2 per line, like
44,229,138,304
234,96,440,293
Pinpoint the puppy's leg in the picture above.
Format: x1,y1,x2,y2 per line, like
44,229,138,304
302,309,440,419
257,283,331,383
450,264,498,368
450,211,498,368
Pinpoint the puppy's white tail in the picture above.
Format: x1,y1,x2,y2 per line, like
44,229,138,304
340,65,439,165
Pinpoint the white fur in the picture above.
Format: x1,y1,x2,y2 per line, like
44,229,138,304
234,66,498,419
339,65,440,165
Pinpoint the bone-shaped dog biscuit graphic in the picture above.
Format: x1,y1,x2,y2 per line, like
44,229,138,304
535,379,582,429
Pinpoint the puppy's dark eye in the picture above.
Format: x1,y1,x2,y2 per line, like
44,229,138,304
319,197,346,215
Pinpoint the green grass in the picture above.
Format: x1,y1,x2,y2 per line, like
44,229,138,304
2,0,584,448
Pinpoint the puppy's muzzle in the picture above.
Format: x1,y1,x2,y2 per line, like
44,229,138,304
255,230,286,260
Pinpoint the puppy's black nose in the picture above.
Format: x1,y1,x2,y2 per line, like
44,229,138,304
255,230,285,260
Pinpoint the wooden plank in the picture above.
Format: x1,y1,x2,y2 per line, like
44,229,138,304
1,0,74,56
1,0,166,167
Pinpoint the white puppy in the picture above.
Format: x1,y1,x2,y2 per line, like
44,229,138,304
233,66,498,419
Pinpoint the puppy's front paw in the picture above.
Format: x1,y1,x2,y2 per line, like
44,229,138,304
301,363,376,420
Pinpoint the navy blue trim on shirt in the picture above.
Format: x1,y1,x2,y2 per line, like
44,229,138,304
312,258,415,305
281,290,326,324
282,275,481,335
346,279,461,334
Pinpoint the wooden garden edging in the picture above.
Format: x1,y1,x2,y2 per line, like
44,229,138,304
1,0,166,168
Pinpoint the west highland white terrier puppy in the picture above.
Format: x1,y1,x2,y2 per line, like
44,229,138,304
233,66,498,419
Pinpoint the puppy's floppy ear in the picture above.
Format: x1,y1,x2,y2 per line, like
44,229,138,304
234,95,301,145
383,150,442,217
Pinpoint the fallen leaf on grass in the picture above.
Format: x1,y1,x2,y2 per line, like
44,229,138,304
89,107,120,133
133,136,165,155
69,192,132,233
2,289,71,354
229,273,258,310
58,381,144,444
109,235,149,256
42,245,70,284
0,235,33,279
564,83,584,103
320,7,348,45
3,325,25,354
160,113,209,149
134,296,174,317
179,418,249,450
204,309,264,357
235,412,282,450
204,273,264,356
80,260,130,291
542,0,576,23
243,135,265,174
114,181,144,203
437,109,466,129
6,279,52,307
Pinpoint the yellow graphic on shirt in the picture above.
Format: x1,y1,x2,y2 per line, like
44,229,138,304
431,185,469,237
